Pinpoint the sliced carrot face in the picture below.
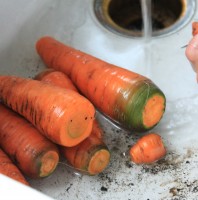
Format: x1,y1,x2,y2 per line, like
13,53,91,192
88,149,110,175
143,95,165,128
39,150,59,177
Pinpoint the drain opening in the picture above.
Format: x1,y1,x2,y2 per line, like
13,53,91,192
94,0,196,37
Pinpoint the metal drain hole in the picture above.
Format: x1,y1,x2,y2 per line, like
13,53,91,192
94,0,196,37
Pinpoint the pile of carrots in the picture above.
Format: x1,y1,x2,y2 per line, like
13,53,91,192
0,36,168,187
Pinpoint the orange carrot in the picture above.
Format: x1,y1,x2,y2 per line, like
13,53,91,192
35,70,110,175
129,133,166,164
0,75,95,147
61,120,110,175
0,148,29,185
0,103,59,178
192,22,198,36
36,36,166,132
35,69,78,92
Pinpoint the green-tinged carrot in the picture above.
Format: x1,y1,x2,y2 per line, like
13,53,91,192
36,36,166,132
0,103,59,178
0,75,95,147
0,148,29,185
35,70,110,175
130,133,166,164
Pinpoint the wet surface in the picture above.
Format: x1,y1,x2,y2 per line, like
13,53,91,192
0,0,198,199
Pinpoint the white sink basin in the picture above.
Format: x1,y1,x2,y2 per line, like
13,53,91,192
0,0,198,199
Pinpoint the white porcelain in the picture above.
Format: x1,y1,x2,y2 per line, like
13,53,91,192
0,0,198,199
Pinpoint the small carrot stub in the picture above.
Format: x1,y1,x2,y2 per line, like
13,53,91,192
0,76,95,147
130,133,166,164
0,148,29,185
35,70,110,175
0,104,59,178
36,36,166,132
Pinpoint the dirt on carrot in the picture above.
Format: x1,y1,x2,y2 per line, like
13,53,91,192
0,103,59,178
36,36,166,132
0,75,95,147
129,133,166,164
0,148,29,185
35,70,110,175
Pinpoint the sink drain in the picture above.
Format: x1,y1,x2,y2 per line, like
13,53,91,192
93,0,196,37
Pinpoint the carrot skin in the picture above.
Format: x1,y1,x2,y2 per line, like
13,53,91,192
61,120,110,175
36,36,166,132
0,75,95,147
0,148,29,185
35,70,110,175
130,133,166,164
0,104,59,178
34,69,78,92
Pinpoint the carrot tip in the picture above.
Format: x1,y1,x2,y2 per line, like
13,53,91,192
39,151,59,177
88,149,110,175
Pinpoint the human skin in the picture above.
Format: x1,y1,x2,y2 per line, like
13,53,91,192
185,34,198,82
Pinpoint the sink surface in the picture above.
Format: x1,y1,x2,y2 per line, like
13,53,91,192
0,0,198,199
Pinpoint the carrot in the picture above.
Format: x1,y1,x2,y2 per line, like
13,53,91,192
0,148,29,185
35,70,110,175
61,120,110,175
35,69,78,92
36,36,166,132
129,133,166,164
0,75,95,147
192,22,198,36
0,103,59,178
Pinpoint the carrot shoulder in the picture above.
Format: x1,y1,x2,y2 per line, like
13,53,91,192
0,104,59,178
0,148,29,185
36,36,166,132
35,70,110,175
0,75,95,147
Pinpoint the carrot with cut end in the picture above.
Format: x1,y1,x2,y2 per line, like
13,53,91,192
0,148,29,185
129,133,166,164
36,36,166,132
0,75,95,147
35,70,110,175
61,120,110,175
0,104,59,178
